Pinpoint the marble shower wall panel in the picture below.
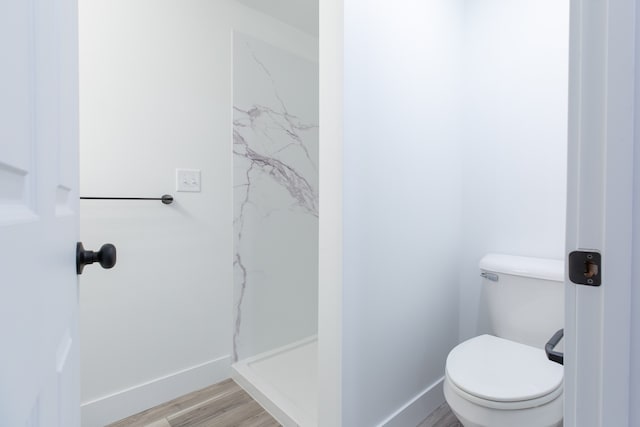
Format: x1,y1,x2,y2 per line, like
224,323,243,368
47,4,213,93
232,33,319,362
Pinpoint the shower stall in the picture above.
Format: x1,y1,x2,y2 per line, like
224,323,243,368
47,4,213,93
231,32,319,426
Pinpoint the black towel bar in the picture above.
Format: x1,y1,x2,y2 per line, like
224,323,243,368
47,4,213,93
80,194,174,205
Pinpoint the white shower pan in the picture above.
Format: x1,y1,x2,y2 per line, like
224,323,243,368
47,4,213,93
232,336,318,427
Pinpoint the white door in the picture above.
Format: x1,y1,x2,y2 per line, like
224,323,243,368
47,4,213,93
565,0,636,426
0,0,81,426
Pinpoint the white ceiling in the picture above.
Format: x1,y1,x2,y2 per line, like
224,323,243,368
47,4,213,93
235,0,318,37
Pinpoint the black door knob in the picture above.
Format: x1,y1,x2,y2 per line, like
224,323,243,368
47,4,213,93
76,242,117,274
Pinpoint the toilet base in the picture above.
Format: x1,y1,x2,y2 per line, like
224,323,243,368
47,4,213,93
444,377,563,427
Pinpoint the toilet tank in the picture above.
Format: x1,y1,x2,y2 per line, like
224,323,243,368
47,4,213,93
480,253,564,349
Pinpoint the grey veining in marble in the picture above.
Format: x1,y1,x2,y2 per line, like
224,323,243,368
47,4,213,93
232,33,318,362
233,115,318,218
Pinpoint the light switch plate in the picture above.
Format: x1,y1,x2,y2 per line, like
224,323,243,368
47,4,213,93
176,169,201,192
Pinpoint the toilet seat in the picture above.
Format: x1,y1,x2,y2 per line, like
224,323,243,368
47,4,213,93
445,375,563,410
446,335,563,410
444,377,564,427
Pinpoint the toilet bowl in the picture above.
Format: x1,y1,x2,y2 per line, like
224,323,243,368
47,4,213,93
444,254,565,427
444,335,563,427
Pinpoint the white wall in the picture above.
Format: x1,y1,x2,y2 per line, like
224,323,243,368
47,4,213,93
342,1,464,425
335,1,570,425
78,1,317,425
459,0,570,340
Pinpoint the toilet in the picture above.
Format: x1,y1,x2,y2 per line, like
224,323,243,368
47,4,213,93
444,254,564,427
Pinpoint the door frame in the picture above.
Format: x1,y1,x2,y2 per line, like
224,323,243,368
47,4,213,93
565,0,636,425
318,0,344,426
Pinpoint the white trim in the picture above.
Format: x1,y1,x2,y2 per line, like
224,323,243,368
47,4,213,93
566,0,636,425
318,0,344,426
631,36,640,423
378,378,445,427
80,355,231,427
600,2,635,425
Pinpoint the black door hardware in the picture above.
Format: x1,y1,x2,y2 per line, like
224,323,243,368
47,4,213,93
545,329,564,365
76,242,117,274
569,251,601,286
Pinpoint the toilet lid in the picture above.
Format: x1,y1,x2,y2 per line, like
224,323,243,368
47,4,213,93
446,335,563,403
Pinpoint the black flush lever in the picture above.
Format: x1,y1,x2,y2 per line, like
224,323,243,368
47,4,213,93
545,329,564,365
76,242,117,274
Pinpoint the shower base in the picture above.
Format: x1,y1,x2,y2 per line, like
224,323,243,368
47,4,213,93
231,335,318,427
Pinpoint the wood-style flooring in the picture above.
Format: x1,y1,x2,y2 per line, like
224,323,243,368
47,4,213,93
109,378,461,427
417,403,462,427
108,379,279,427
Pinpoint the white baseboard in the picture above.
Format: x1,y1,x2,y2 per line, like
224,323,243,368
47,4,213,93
378,377,445,427
81,355,231,427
